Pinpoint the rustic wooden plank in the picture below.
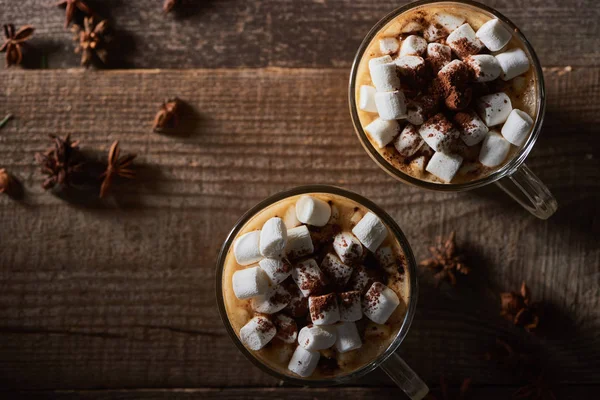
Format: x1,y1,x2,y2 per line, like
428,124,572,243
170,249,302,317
0,67,599,390
0,0,598,69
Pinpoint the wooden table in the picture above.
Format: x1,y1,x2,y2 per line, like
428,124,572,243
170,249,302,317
1,0,598,398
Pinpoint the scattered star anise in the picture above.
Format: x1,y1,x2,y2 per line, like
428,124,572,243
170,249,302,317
72,17,108,67
426,376,472,400
0,168,13,194
56,0,93,28
34,134,83,190
163,0,178,13
514,371,556,400
1,24,35,67
500,281,540,332
99,141,136,198
419,231,469,286
153,98,182,131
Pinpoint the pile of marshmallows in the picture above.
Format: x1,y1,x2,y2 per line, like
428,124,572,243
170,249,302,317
231,195,400,378
360,14,535,182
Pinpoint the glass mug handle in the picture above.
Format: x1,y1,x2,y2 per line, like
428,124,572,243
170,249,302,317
495,163,558,219
380,351,429,399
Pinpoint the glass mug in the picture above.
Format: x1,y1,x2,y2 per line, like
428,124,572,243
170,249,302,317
349,0,558,220
216,185,429,399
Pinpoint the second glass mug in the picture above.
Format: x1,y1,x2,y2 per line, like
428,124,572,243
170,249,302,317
349,0,558,220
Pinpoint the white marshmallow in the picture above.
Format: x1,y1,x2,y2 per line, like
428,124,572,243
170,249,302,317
259,217,287,259
394,124,424,157
320,253,353,287
233,230,263,266
363,282,400,324
400,35,427,56
295,195,331,227
454,110,489,146
479,130,511,167
348,265,370,292
426,151,463,183
309,293,341,325
402,21,424,33
240,316,276,351
446,23,484,58
288,345,320,377
292,258,326,297
375,90,408,121
418,114,460,152
252,284,291,314
298,324,337,351
375,246,395,267
274,314,298,344
394,55,426,76
283,205,301,229
370,62,401,92
259,258,291,284
338,291,363,322
495,48,530,81
335,322,362,353
364,118,399,148
410,156,426,174
285,225,314,259
359,85,378,113
407,101,425,125
476,19,512,52
426,43,452,71
465,54,502,82
333,231,364,265
475,92,513,126
425,13,466,41
501,109,533,146
232,266,269,299
379,37,400,55
352,211,387,253
368,55,393,69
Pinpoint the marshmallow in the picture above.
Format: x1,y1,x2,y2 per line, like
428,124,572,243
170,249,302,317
285,283,309,317
233,231,263,266
348,265,370,292
335,322,362,353
364,118,399,148
399,35,427,56
375,91,408,120
465,54,502,82
425,13,466,41
252,284,291,314
495,48,530,81
274,314,298,344
394,124,424,157
309,293,340,325
232,266,269,299
363,282,400,324
329,204,340,224
410,156,426,174
402,21,424,33
333,231,364,265
259,257,291,284
501,109,534,146
240,316,276,350
446,23,484,58
338,291,363,322
298,325,337,351
259,217,287,259
394,55,426,80
320,253,353,287
370,62,401,92
379,37,400,55
352,212,387,253
475,92,513,126
407,101,425,125
368,55,393,69
454,110,489,146
283,205,301,229
418,113,460,152
426,43,452,72
295,195,331,227
359,85,378,113
288,345,320,377
292,258,326,297
479,130,511,167
476,19,512,52
285,225,314,259
426,151,463,183
375,246,395,267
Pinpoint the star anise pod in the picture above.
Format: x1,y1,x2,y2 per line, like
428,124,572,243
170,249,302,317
1,24,35,67
34,134,83,190
99,141,136,198
426,376,472,400
514,371,556,400
500,281,540,332
419,231,469,286
0,168,13,194
163,0,178,13
56,0,93,28
153,98,182,131
72,17,108,67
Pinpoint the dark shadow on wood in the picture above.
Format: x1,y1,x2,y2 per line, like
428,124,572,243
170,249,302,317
20,40,62,70
170,0,217,20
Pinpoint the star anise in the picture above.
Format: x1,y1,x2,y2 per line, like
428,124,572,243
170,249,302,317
56,0,93,28
153,98,182,131
500,281,540,332
419,231,469,286
71,17,108,67
426,376,472,400
163,0,178,13
0,168,13,194
1,24,35,67
34,134,83,190
514,371,556,400
99,141,136,198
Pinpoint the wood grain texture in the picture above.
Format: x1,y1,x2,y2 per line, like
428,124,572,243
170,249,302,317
0,0,598,69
